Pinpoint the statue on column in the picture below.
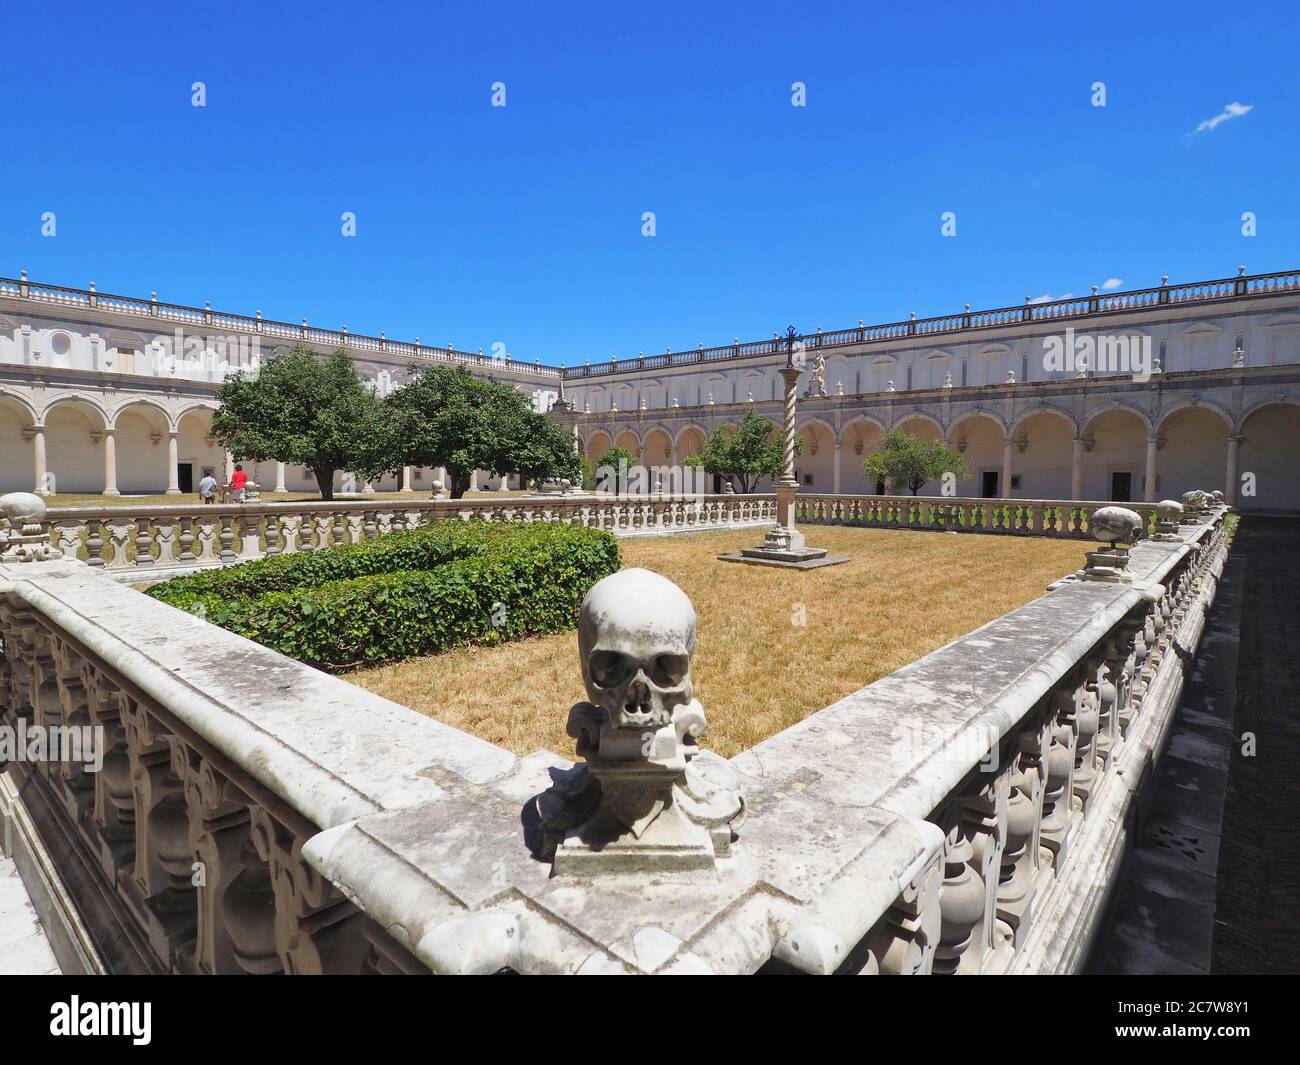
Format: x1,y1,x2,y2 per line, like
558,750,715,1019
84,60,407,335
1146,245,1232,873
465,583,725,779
808,351,827,398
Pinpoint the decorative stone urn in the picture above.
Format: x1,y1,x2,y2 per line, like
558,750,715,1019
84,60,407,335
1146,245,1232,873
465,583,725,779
1152,499,1185,542
0,492,63,563
430,479,445,500
1077,505,1143,583
535,568,744,878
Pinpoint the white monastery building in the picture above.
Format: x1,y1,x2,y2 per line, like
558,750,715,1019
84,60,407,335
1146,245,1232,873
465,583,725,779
2,268,1299,510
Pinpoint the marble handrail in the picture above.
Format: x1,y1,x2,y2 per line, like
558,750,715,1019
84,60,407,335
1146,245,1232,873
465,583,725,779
43,494,779,574
796,493,1160,539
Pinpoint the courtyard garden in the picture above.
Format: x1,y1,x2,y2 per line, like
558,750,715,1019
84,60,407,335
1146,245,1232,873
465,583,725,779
345,524,1085,757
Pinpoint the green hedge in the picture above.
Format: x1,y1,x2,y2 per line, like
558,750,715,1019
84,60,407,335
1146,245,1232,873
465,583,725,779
146,521,620,672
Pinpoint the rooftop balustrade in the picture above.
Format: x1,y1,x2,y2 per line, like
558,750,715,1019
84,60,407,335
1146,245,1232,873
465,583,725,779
6,266,1298,382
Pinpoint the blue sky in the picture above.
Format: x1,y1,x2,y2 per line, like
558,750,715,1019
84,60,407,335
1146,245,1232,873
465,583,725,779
2,1,1295,366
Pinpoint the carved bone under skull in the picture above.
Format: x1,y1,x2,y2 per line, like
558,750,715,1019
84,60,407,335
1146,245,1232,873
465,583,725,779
0,491,47,534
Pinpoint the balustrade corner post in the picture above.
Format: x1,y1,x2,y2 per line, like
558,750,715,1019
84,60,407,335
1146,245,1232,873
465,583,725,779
0,492,66,564
534,569,743,878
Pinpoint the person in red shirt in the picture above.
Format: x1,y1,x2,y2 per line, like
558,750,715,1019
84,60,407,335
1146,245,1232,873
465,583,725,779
230,464,249,503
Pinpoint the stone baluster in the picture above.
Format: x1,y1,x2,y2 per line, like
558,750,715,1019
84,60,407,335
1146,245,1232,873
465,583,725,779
154,519,179,567
121,699,198,967
218,516,237,563
195,517,219,563
171,744,278,975
83,673,136,880
132,517,155,568
263,514,281,556
1072,654,1104,809
176,518,197,564
50,639,97,819
865,837,944,975
1039,686,1078,868
249,808,371,974
84,518,106,566
106,520,133,569
996,722,1049,950
53,520,86,560
277,515,300,553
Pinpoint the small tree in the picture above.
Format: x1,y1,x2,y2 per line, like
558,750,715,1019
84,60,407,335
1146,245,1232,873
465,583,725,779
592,446,637,494
386,365,579,498
683,410,798,493
211,346,389,501
863,430,969,495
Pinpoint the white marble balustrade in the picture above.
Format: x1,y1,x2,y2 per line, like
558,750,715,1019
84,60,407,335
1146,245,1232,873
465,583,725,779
43,495,779,579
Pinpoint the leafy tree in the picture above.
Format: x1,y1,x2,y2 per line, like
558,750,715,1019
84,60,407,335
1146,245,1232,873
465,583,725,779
683,410,799,493
211,346,389,501
385,365,579,498
592,446,638,493
863,430,969,495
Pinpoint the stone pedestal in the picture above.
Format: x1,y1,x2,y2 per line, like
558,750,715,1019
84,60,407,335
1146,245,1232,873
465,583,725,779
719,359,849,570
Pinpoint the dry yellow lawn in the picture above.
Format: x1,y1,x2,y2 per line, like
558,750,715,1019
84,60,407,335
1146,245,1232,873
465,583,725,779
347,526,1086,758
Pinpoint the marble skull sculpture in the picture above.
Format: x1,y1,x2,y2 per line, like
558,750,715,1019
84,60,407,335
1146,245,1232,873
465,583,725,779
1089,505,1143,546
0,492,47,533
578,568,696,730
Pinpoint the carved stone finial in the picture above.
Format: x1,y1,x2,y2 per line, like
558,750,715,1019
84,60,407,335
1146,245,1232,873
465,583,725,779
1077,505,1143,582
1152,499,1184,541
429,479,445,499
536,569,743,876
1180,489,1208,520
0,492,64,563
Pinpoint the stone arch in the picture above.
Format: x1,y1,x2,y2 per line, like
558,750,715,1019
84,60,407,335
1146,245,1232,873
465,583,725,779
795,415,837,441
108,396,172,430
174,400,220,430
892,410,944,441
42,392,110,429
1156,403,1230,503
583,429,613,458
43,396,114,494
111,400,174,494
0,387,40,425
1154,399,1232,438
797,419,836,492
175,405,225,491
837,415,888,494
641,426,674,465
946,411,1006,497
839,413,889,445
613,428,643,457
1009,404,1077,440
673,423,708,454
1012,408,1079,499
0,393,37,492
947,408,1008,441
1237,401,1300,510
1082,402,1154,439
1080,406,1153,502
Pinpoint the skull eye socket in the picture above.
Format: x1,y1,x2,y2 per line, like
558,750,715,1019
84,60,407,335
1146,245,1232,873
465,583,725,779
589,650,632,688
650,653,689,687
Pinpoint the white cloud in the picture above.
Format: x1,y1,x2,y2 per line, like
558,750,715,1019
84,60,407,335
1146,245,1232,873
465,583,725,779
1101,278,1123,290
1029,292,1074,304
1192,101,1252,134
